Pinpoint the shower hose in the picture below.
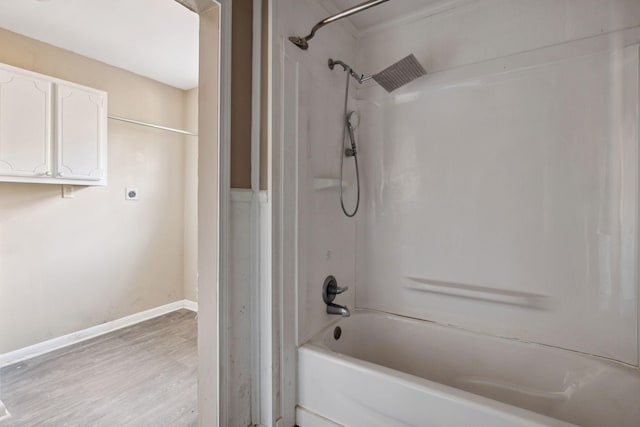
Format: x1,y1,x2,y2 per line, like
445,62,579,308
339,71,361,218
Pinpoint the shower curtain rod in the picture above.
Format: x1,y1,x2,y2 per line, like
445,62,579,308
108,115,198,136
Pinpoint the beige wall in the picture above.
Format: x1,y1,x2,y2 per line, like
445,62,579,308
261,0,268,190
230,0,268,190
183,88,199,302
0,28,197,353
231,0,253,189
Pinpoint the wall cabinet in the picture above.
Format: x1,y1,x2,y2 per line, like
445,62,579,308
0,63,107,186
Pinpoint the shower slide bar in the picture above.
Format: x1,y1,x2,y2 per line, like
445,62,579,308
108,115,198,137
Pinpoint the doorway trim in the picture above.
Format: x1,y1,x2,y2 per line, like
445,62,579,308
196,1,231,426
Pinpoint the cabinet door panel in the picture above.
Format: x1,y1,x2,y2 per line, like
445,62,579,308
0,68,52,177
57,84,106,181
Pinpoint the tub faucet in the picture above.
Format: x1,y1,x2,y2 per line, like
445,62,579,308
326,302,350,317
322,275,351,317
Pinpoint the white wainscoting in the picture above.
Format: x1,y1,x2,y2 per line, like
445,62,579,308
226,189,268,426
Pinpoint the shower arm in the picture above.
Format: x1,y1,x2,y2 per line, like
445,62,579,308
289,0,389,50
328,58,373,84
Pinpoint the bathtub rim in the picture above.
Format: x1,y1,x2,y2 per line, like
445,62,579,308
307,308,640,369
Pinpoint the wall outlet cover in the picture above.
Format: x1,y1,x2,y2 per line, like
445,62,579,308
125,188,139,200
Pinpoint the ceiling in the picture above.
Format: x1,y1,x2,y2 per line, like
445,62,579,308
330,0,446,32
0,0,199,90
0,0,450,90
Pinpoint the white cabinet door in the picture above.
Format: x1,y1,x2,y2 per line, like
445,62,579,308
56,83,106,182
0,67,52,178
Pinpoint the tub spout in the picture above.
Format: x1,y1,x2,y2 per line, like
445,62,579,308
327,302,350,317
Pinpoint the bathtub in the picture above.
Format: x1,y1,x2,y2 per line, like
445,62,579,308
297,310,640,427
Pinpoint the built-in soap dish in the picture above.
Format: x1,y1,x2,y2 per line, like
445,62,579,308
313,178,349,190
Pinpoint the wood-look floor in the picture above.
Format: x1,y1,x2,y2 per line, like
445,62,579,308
0,309,197,427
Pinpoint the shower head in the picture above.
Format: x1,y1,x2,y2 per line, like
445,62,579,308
328,54,427,93
372,54,427,92
289,36,310,50
289,0,390,51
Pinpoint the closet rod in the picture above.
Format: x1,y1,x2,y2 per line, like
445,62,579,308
108,115,197,136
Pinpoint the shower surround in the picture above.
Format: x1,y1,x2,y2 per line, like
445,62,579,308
272,0,640,425
356,32,639,365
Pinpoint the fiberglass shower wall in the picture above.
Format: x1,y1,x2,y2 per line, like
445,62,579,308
354,0,640,366
275,0,359,344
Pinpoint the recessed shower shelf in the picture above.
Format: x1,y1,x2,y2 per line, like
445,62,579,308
313,178,349,190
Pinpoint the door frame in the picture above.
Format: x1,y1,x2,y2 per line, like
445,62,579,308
196,1,231,426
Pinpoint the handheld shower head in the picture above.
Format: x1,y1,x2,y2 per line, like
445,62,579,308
345,111,359,157
347,111,360,130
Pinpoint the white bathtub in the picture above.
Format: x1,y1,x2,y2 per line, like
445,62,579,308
297,310,640,427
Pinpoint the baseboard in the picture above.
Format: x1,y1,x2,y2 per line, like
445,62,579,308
0,299,198,368
183,299,198,312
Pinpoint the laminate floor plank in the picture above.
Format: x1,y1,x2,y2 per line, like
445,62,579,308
0,309,197,427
